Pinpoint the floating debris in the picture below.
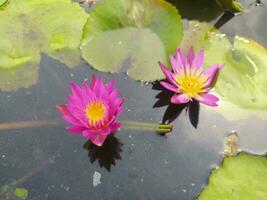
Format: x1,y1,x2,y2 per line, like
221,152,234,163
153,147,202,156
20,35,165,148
93,171,102,187
223,131,239,156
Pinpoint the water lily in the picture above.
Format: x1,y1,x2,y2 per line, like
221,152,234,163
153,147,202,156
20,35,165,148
57,75,124,146
159,48,223,106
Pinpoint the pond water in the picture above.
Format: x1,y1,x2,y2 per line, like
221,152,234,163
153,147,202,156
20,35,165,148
0,0,267,200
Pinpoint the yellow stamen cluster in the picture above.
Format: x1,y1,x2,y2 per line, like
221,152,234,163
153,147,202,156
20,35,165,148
176,69,207,99
86,101,106,125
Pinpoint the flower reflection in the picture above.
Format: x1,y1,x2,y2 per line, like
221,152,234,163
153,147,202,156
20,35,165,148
83,135,123,172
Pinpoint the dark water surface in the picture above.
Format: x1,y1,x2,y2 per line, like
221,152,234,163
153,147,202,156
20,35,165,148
0,1,267,199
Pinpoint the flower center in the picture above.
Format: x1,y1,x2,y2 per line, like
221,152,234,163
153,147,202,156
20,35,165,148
86,101,106,123
176,73,207,99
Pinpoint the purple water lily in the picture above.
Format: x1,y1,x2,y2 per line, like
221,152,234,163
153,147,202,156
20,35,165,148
159,48,223,106
58,75,124,146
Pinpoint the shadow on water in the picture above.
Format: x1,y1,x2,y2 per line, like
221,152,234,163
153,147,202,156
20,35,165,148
167,0,223,22
83,135,123,172
153,81,199,128
214,11,235,30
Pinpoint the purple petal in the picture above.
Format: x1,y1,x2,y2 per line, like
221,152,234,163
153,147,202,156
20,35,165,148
160,81,179,93
171,93,190,104
170,55,179,72
192,50,205,70
91,134,108,146
175,49,186,69
106,79,115,93
110,121,121,132
159,62,176,85
196,93,219,106
83,130,96,139
202,64,223,88
89,74,97,89
66,126,85,134
57,105,82,126
70,82,82,99
187,47,195,66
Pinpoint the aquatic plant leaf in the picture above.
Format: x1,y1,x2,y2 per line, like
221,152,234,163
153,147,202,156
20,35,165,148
181,21,267,120
14,188,28,200
0,0,8,7
198,152,267,200
0,0,88,91
0,64,39,92
81,0,183,81
215,0,244,12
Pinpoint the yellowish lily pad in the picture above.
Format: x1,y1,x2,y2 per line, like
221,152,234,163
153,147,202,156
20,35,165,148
181,21,267,120
0,0,88,91
81,0,183,81
198,152,267,200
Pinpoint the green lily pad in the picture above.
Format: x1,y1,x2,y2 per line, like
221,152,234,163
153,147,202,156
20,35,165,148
14,188,28,200
198,152,267,200
0,0,88,91
0,0,8,7
181,21,267,120
0,64,39,92
81,0,183,81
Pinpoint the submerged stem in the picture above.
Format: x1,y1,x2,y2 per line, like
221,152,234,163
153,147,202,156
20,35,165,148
121,120,172,134
0,119,172,134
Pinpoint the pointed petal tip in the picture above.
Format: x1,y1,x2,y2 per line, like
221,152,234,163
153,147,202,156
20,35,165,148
91,134,108,147
197,93,219,107
56,104,67,114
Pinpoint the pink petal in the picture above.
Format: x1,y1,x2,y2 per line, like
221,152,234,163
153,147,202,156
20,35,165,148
171,93,190,104
109,88,119,100
67,95,85,108
202,64,223,88
89,74,97,89
192,50,204,70
170,55,179,72
91,134,108,146
81,81,91,104
82,130,96,139
57,104,69,115
66,126,85,134
196,93,219,106
187,47,195,66
57,105,82,126
159,62,176,85
70,82,82,99
175,48,186,69
110,121,121,132
106,79,115,93
93,77,105,97
160,81,179,93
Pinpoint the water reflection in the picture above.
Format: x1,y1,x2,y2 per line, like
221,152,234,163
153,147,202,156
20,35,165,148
167,0,222,22
153,82,199,128
83,135,123,171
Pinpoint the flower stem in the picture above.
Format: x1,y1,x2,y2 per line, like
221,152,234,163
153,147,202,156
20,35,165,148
121,120,172,134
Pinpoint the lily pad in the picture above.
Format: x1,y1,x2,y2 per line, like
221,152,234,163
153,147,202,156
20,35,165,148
0,0,88,91
0,64,39,92
0,0,8,8
198,152,267,200
181,21,267,120
81,0,183,81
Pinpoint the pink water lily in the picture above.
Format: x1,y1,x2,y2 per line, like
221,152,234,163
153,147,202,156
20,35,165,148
159,48,223,106
57,75,124,146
